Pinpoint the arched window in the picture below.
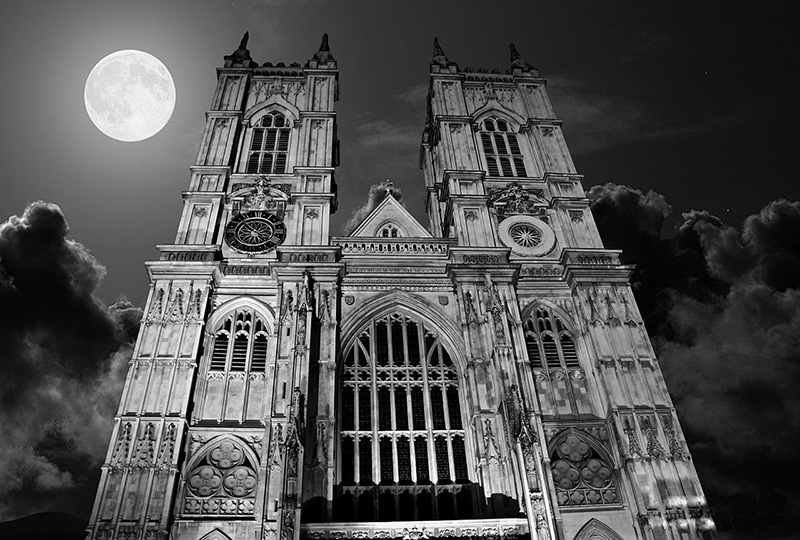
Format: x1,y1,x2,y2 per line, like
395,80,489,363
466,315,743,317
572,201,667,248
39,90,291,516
378,223,400,238
524,306,591,416
524,307,579,370
245,111,290,174
336,312,476,522
208,309,269,373
549,431,619,508
479,118,527,178
198,306,272,423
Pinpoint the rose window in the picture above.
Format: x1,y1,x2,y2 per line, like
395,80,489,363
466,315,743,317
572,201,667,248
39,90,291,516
550,433,618,507
184,438,258,517
497,215,555,257
509,223,542,248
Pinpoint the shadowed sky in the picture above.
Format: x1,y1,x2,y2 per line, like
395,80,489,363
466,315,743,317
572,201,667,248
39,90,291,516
0,1,798,537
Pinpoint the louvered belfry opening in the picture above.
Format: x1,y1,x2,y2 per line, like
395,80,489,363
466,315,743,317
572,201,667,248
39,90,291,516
333,312,480,522
479,118,527,178
208,310,269,373
246,111,290,174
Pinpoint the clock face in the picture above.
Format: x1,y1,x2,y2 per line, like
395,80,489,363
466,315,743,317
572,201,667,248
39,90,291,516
224,211,286,254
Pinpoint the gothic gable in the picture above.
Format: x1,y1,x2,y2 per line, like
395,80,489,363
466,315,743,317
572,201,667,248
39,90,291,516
573,518,625,540
349,195,431,238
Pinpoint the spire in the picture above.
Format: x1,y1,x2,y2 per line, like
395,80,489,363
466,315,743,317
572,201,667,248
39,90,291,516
224,31,255,68
312,32,336,64
509,43,538,75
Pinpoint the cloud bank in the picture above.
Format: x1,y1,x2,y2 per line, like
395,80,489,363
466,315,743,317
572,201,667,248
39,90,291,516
0,202,141,520
589,184,799,538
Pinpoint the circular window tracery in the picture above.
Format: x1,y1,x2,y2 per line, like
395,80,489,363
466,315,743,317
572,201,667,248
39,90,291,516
550,433,618,507
184,438,258,517
509,222,542,248
498,215,555,257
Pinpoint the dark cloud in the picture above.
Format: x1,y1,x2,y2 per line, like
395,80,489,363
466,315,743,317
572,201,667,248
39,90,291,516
589,185,800,537
0,202,141,520
343,179,404,234
550,75,765,157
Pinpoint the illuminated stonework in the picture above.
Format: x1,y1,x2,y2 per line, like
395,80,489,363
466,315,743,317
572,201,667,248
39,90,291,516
86,34,716,540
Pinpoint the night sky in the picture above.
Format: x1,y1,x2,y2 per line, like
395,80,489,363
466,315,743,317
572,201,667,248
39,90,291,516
0,1,797,538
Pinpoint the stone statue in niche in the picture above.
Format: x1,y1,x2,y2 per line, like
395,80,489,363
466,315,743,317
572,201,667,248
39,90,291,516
463,290,478,324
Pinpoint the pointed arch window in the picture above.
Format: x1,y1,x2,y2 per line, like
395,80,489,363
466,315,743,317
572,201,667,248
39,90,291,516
524,306,591,416
524,307,579,370
208,309,270,373
335,312,477,522
378,223,401,238
245,111,290,174
479,118,527,178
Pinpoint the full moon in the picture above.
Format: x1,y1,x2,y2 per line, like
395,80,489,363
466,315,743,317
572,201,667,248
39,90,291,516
84,50,176,142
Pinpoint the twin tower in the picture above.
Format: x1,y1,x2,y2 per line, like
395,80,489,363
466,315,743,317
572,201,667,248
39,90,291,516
87,34,716,540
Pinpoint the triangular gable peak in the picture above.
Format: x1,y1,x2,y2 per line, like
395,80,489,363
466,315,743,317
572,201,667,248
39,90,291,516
349,195,431,238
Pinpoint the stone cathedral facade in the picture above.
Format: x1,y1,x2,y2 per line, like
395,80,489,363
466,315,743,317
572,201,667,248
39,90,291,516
87,34,716,540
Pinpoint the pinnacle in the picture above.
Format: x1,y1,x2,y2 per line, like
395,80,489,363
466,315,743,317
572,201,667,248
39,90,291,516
432,37,448,65
312,32,335,63
223,30,255,68
509,42,537,74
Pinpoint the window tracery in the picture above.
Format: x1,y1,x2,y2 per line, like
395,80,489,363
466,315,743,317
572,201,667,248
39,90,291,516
183,438,258,517
378,223,401,238
549,432,618,507
209,309,269,373
524,306,590,416
245,111,290,174
479,118,527,177
335,312,475,522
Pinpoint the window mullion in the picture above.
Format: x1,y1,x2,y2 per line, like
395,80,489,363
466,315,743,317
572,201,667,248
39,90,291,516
447,432,456,485
225,314,235,372
423,344,437,483
558,335,581,415
246,320,256,371
407,383,417,483
441,377,452,431
371,321,380,484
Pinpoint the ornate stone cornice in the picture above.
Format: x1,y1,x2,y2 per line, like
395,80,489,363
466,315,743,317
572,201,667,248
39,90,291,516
301,519,526,540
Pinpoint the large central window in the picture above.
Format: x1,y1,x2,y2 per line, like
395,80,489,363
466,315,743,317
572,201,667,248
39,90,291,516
335,312,475,522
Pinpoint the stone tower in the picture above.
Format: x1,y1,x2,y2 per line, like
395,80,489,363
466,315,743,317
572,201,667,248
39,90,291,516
86,35,716,540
